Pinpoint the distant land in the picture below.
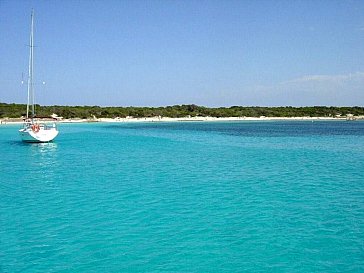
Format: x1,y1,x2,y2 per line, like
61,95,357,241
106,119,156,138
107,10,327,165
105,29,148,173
1,102,364,120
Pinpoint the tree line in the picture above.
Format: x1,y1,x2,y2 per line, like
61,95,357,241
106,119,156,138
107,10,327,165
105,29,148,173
1,102,363,119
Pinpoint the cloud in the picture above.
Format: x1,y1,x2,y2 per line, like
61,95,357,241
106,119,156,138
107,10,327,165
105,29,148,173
281,72,364,85
245,72,364,106
198,72,364,107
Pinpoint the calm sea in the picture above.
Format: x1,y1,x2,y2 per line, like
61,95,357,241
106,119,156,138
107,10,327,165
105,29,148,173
1,121,363,272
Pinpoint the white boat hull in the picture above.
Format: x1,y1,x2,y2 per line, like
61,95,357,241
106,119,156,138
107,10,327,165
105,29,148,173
19,128,59,143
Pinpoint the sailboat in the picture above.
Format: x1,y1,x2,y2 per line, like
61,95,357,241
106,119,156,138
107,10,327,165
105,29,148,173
19,10,59,143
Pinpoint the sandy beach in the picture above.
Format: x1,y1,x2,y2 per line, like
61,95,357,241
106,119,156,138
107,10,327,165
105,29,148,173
96,116,346,123
1,115,360,125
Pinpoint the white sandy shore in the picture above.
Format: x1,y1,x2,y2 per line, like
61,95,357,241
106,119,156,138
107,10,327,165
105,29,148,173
97,116,345,122
1,116,357,125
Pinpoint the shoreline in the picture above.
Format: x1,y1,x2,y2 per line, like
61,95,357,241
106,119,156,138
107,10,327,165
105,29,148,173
1,116,361,125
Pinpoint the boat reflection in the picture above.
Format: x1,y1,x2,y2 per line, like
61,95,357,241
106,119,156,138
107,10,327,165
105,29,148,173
29,142,60,184
27,141,58,162
35,142,58,153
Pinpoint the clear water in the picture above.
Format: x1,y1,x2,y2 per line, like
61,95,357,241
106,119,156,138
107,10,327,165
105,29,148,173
1,121,363,272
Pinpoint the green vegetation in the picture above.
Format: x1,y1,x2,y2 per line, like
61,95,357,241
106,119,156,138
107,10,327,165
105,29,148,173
1,102,363,119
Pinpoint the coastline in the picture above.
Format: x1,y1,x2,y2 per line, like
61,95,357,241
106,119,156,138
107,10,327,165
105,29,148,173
1,116,360,125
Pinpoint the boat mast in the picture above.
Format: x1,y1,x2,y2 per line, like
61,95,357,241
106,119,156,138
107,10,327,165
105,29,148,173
26,9,34,119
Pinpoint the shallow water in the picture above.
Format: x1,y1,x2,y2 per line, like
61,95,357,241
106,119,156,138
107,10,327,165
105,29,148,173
1,121,363,272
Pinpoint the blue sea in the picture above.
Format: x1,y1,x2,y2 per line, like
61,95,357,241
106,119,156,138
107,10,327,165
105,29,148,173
1,121,363,272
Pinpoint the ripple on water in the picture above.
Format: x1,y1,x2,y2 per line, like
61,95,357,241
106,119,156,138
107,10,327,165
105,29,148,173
0,121,363,272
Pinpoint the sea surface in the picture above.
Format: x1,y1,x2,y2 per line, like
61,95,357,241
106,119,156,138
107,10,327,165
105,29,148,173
0,121,363,272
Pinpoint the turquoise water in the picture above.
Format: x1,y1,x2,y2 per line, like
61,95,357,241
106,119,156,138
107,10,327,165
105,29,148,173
1,121,363,272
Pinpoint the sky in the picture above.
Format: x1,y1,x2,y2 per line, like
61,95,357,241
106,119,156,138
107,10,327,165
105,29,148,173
0,0,364,107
